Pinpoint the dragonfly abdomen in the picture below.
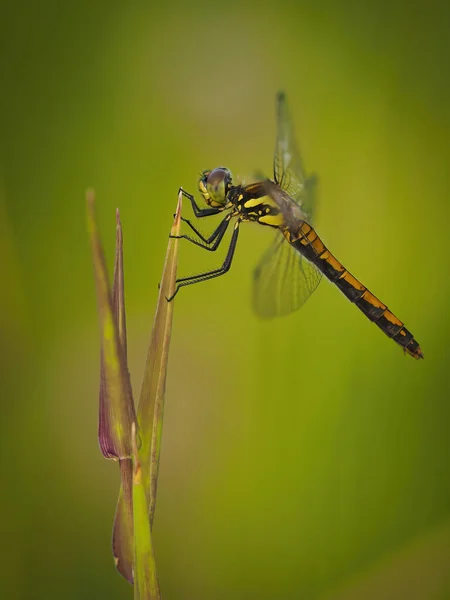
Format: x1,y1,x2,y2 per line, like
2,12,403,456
286,222,423,359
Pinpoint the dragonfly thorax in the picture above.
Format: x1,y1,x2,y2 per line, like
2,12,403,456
199,167,233,207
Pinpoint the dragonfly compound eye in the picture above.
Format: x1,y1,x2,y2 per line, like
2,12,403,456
205,167,232,206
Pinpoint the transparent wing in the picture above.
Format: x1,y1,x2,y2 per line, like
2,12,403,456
273,91,317,222
252,232,322,319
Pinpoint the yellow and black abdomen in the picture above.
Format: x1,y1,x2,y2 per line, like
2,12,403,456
287,222,423,359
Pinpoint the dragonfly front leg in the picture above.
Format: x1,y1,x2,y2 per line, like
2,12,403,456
179,188,223,218
166,220,241,302
171,213,232,251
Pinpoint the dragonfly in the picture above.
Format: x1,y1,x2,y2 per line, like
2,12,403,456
169,92,423,359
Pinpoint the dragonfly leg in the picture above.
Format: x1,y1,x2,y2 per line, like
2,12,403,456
170,214,232,251
166,220,241,302
179,188,223,218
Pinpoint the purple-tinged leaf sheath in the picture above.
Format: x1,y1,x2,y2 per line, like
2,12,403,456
87,190,137,460
109,209,135,583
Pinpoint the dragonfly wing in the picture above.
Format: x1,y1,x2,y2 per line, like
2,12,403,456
273,91,317,222
252,231,322,318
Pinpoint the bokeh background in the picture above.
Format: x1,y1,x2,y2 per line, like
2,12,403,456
2,1,450,598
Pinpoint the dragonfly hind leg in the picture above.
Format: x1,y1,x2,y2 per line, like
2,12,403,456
166,220,241,302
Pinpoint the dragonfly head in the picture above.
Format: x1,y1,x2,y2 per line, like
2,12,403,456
199,167,232,207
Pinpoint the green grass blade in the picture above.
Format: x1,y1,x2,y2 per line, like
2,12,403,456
137,190,182,525
132,424,160,600
113,209,127,357
112,191,182,583
113,458,134,583
87,190,137,460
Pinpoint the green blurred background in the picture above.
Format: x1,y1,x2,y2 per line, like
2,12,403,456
2,1,450,598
